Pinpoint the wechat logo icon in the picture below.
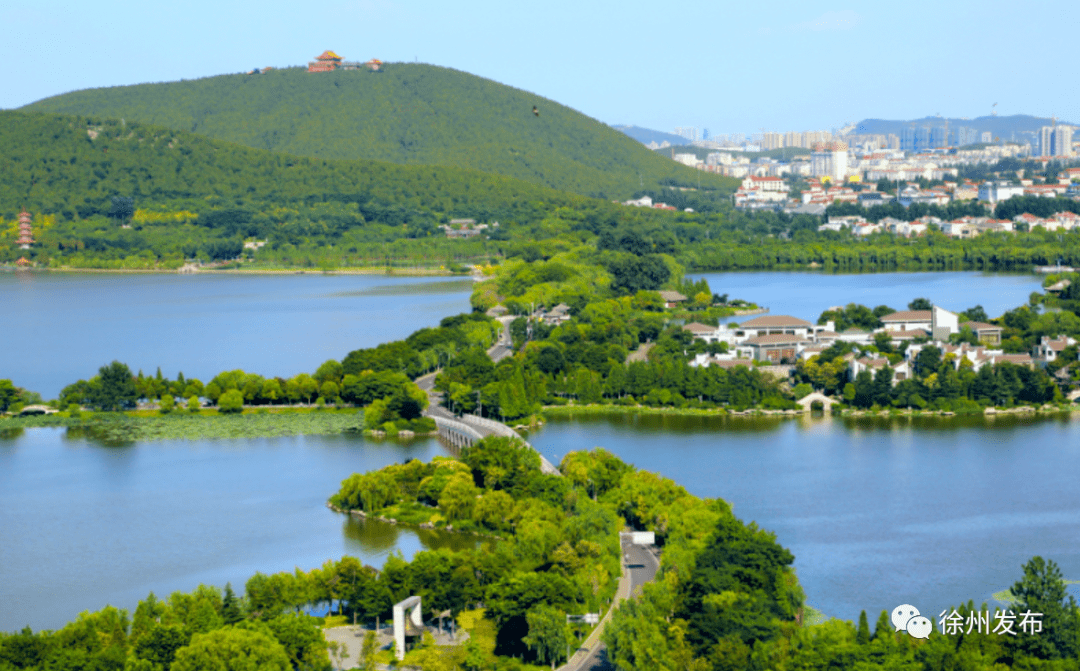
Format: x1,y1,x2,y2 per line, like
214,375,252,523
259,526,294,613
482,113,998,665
892,604,932,639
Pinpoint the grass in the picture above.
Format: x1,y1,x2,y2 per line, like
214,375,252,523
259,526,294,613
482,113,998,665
0,408,364,444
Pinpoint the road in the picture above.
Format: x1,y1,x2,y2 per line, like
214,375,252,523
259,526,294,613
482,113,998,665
561,538,661,671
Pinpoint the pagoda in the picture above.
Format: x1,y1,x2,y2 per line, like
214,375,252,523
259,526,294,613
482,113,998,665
307,50,342,73
16,209,34,249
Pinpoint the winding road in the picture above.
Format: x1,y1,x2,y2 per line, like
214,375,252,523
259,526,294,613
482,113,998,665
416,315,662,670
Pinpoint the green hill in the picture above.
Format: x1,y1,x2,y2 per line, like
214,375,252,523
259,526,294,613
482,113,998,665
24,64,732,199
0,110,602,267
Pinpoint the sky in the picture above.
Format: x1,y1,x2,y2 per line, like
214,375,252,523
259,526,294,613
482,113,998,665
3,0,1079,136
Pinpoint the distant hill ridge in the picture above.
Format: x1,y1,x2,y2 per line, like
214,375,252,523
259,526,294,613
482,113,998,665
853,114,1078,139
24,64,728,199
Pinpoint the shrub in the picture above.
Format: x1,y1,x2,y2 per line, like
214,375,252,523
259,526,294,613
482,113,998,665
187,396,201,412
159,394,175,414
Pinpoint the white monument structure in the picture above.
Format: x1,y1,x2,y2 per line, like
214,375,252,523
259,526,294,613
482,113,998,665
392,595,423,660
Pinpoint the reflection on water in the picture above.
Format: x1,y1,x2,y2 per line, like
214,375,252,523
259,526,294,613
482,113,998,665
341,515,484,561
0,427,25,440
327,279,476,297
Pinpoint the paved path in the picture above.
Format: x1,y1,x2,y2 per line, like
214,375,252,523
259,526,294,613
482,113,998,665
557,539,660,671
416,322,559,475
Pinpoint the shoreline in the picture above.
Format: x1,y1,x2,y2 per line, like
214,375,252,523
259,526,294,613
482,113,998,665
5,265,469,277
541,402,1080,420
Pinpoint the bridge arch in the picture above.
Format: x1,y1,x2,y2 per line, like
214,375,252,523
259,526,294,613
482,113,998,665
797,391,836,413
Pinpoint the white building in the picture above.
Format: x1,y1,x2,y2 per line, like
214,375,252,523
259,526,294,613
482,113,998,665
978,181,1025,203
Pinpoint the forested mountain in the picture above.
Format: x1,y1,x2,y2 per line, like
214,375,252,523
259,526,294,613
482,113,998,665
0,110,599,266
0,110,584,220
23,64,727,199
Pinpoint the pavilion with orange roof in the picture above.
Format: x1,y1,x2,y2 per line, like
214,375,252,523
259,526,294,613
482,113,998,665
307,51,342,72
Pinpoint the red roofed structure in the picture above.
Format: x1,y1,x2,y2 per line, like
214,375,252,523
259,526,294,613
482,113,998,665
17,209,34,249
307,50,343,72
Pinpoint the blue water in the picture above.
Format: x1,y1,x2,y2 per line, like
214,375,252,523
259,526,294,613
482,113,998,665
0,272,475,399
690,270,1042,323
0,269,1063,632
528,413,1080,624
0,428,466,632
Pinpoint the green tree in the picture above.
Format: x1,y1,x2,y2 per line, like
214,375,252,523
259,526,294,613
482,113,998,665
92,360,138,410
908,297,932,310
159,394,175,414
856,610,870,644
171,627,291,671
222,583,244,625
0,379,20,411
438,472,480,521
188,395,201,412
1008,556,1080,660
218,389,244,413
132,623,192,671
361,630,378,671
522,605,569,669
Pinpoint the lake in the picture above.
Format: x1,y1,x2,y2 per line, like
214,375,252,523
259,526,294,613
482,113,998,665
0,269,1061,632
526,412,1080,625
0,428,472,632
0,272,477,399
690,270,1042,324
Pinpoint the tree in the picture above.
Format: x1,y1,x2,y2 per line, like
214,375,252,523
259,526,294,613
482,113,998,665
187,395,201,412
132,623,192,670
159,394,175,414
108,195,135,225
1008,556,1080,660
960,305,989,323
438,472,480,521
219,389,244,413
361,630,378,671
522,605,569,669
222,583,244,624
0,379,20,412
171,627,290,671
92,360,138,411
915,346,942,377
856,610,870,644
908,297,932,310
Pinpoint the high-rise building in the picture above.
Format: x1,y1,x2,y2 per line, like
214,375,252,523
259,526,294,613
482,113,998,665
811,142,849,182
674,127,699,142
981,131,993,143
761,132,784,150
1040,125,1074,157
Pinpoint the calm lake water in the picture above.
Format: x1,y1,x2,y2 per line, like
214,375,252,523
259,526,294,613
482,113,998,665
691,270,1042,324
0,428,472,632
0,272,476,399
0,270,1061,632
526,413,1080,624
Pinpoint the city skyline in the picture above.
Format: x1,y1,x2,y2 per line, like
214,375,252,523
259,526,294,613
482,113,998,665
3,0,1079,132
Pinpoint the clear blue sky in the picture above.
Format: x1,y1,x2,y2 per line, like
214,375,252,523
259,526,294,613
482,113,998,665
4,0,1078,135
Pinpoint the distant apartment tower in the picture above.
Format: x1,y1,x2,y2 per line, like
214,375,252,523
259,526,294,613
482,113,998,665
811,142,849,181
1040,125,1074,157
954,126,978,146
674,127,699,142
761,132,784,150
901,126,946,153
981,131,993,143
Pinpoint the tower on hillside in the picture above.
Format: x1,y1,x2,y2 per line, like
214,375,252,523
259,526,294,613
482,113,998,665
307,50,342,72
16,209,34,249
